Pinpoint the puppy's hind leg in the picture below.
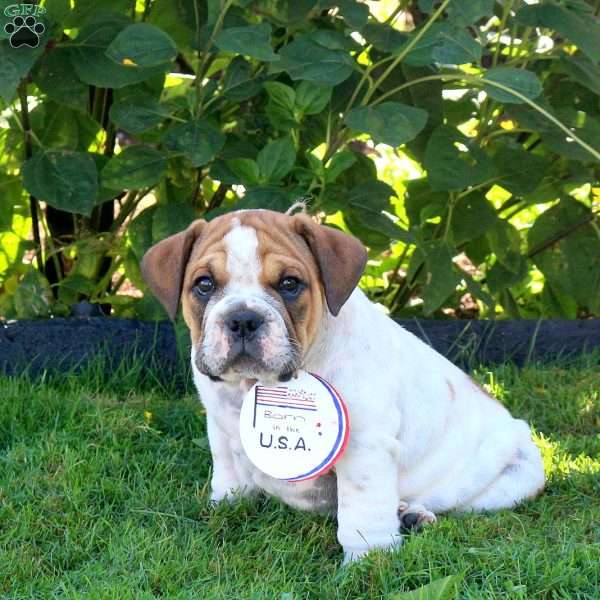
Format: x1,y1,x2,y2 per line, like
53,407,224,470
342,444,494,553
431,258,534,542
398,501,437,533
462,439,545,512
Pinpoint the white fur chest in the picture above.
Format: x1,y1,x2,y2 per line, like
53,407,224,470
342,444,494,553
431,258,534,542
193,366,337,513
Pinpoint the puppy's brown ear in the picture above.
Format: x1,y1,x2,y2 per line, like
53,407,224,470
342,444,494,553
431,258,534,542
141,219,206,320
294,215,367,316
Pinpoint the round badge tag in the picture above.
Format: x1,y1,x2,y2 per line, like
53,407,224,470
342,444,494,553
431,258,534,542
239,370,350,482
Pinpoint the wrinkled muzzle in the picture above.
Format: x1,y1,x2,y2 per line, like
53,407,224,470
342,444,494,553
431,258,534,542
194,293,300,382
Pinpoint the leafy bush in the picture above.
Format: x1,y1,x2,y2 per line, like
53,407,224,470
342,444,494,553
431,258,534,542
1,0,599,320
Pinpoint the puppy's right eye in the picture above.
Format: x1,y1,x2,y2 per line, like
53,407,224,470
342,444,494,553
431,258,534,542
193,276,215,297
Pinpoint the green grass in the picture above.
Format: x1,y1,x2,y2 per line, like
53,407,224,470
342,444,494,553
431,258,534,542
0,354,599,599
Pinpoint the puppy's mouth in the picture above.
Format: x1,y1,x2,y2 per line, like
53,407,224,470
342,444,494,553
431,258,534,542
199,338,301,383
196,338,300,384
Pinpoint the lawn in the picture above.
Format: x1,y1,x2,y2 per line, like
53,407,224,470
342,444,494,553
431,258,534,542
0,354,598,599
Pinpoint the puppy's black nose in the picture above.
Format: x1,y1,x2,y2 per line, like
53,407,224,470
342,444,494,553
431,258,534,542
225,310,264,340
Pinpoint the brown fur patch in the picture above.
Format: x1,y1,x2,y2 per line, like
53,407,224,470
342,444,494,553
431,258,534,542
446,380,456,402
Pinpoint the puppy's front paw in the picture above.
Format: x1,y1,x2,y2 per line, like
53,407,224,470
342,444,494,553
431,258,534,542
398,502,437,532
342,537,403,566
342,548,370,566
209,487,237,505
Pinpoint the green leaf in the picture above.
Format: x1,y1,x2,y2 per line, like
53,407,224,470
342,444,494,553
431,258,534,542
0,40,44,102
109,94,171,134
516,3,600,63
486,259,528,296
13,270,52,319
486,220,522,273
22,150,99,216
344,211,391,250
152,201,196,242
264,83,297,130
273,37,354,85
61,0,134,27
424,126,495,192
421,242,462,316
341,181,412,243
528,197,600,312
450,193,498,245
105,23,177,68
227,158,261,186
540,282,578,319
128,205,157,259
431,28,482,65
447,0,494,26
147,0,196,48
162,120,225,167
559,53,600,96
0,172,22,231
223,57,263,101
90,154,117,204
509,104,600,162
101,145,168,190
404,179,447,226
401,24,480,66
257,137,296,183
324,150,356,184
483,68,542,104
264,81,296,131
305,30,359,52
492,144,549,196
242,187,292,212
264,81,296,111
345,102,428,147
215,22,278,61
361,23,408,54
69,15,169,89
295,81,332,116
392,575,462,600
30,102,77,151
265,102,296,131
33,48,88,111
337,0,369,29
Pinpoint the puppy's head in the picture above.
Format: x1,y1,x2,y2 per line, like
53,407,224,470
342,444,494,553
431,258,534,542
141,210,366,383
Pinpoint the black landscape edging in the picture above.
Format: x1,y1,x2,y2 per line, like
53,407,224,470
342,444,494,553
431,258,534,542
0,318,177,379
1,317,599,379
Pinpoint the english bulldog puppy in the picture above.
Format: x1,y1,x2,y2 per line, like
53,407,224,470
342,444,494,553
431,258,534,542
141,209,544,563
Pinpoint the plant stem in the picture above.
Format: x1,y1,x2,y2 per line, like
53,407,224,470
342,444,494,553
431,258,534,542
369,72,600,161
111,189,145,232
483,127,530,142
207,182,229,211
18,81,44,275
362,0,452,105
38,213,64,286
194,0,234,113
492,0,514,68
370,72,464,106
477,76,600,162
444,192,456,240
527,209,600,258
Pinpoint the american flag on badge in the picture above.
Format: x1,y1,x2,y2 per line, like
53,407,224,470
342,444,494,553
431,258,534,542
254,385,317,412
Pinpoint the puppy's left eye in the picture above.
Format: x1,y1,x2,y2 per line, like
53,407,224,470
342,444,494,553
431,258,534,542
193,275,215,296
278,276,303,298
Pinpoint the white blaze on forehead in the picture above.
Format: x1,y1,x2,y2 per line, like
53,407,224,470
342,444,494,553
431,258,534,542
223,219,261,289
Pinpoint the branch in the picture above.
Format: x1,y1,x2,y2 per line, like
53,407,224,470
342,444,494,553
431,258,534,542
18,80,44,274
527,208,600,259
